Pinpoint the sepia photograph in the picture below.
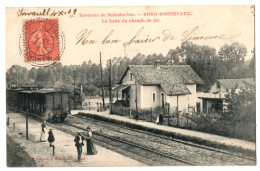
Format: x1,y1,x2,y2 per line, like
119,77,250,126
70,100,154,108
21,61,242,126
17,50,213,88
4,3,256,167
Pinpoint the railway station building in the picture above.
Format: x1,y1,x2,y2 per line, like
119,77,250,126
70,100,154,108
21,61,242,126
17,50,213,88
113,61,204,114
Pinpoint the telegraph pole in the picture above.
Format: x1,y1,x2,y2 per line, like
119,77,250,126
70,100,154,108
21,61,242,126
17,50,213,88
109,59,112,114
73,70,76,106
26,111,28,140
73,71,76,94
177,95,179,127
100,52,105,109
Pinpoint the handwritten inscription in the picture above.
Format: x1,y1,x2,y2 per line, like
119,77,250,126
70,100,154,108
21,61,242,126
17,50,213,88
75,26,241,48
17,8,77,17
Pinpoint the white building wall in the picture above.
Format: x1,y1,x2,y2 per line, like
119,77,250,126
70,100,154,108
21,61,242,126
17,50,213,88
186,84,196,108
210,82,226,93
167,95,189,114
140,85,164,109
129,81,143,110
121,69,135,85
129,85,136,109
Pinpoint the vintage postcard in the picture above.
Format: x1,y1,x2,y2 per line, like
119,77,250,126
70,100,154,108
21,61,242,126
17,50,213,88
6,6,256,167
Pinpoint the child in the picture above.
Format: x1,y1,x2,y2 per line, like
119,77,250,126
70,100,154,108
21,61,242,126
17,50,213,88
48,129,55,147
156,115,159,124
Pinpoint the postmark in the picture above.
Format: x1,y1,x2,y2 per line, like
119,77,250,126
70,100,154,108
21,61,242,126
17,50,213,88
20,18,65,67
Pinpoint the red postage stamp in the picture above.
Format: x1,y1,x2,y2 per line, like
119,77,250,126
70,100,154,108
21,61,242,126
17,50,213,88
24,19,62,65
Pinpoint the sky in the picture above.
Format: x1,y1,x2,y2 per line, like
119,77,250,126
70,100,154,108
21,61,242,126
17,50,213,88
6,5,255,70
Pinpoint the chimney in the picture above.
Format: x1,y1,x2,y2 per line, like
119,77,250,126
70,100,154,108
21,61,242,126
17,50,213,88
154,60,161,69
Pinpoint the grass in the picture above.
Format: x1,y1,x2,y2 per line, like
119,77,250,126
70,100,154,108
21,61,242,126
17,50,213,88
7,135,37,167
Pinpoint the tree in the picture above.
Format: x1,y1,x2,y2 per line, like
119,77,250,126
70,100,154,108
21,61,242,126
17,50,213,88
219,42,247,63
224,82,255,123
249,48,255,77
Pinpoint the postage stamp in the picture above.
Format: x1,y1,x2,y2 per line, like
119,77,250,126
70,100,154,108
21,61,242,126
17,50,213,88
21,19,65,67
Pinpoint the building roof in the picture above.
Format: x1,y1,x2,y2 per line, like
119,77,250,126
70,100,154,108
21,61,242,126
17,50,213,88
20,89,69,94
214,78,255,90
119,65,204,95
21,84,37,88
112,85,130,92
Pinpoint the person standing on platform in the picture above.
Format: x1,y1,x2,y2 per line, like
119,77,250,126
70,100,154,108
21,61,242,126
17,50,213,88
40,120,47,142
85,127,97,155
74,132,84,161
159,112,163,125
48,129,55,147
156,115,160,125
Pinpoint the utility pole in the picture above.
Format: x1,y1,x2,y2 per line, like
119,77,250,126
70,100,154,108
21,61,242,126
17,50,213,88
177,95,179,127
73,71,76,94
73,71,76,106
26,111,28,140
100,52,105,109
109,59,112,114
135,81,138,113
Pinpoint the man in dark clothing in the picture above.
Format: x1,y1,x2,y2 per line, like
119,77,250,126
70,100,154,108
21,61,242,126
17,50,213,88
159,112,163,125
74,132,84,161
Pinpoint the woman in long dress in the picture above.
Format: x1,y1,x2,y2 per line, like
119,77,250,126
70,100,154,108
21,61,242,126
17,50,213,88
85,127,97,155
40,120,47,142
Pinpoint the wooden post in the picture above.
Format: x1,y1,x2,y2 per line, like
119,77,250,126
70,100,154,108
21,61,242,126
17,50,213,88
100,52,105,109
135,81,138,113
109,59,112,114
53,145,55,156
186,116,189,128
53,92,55,112
61,92,63,111
177,95,179,127
151,108,153,122
168,104,170,126
26,112,28,140
73,70,76,101
7,116,9,126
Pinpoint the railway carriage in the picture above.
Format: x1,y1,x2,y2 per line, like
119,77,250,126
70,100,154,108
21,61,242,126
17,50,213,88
7,88,71,122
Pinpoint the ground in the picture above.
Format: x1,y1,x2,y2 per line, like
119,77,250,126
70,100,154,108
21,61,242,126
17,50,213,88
6,112,145,167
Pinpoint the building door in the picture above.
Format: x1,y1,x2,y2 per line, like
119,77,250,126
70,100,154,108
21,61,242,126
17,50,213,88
203,99,207,113
161,93,165,108
196,102,201,113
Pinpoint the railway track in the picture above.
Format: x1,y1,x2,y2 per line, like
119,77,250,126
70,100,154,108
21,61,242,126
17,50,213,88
7,107,256,166
70,114,256,165
7,107,195,165
66,122,196,166
76,114,256,162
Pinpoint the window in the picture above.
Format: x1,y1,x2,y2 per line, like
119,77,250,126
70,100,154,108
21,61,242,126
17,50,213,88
153,92,156,102
161,93,165,107
130,73,133,81
216,82,220,89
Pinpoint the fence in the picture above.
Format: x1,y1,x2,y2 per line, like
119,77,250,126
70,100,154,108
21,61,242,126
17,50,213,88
111,105,195,127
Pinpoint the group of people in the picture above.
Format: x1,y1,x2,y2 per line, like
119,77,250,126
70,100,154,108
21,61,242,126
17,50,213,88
40,120,55,147
156,113,164,125
40,120,97,161
74,127,98,161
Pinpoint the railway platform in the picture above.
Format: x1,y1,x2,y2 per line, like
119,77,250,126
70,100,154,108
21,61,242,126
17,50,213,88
6,112,145,167
72,110,256,152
